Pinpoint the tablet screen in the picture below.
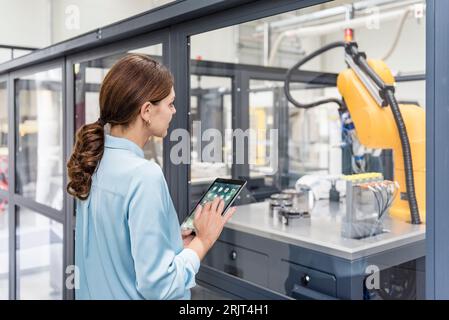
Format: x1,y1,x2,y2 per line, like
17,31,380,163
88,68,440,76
181,178,246,231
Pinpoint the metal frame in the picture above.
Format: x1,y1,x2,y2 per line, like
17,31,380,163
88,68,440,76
0,74,11,299
7,59,65,300
0,0,445,300
7,72,14,300
426,0,449,300
0,74,8,200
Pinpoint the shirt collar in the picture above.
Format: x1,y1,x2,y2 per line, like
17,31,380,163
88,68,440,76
104,134,145,158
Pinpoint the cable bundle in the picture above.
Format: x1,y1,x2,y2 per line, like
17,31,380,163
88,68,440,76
358,180,400,220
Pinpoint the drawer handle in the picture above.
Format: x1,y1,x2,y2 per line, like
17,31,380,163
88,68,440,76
230,250,237,260
302,274,311,286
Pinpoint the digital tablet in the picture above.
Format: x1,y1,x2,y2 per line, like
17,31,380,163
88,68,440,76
181,178,247,232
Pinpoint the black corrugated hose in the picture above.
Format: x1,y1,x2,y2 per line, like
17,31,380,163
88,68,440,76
383,89,421,224
347,43,421,224
284,41,346,109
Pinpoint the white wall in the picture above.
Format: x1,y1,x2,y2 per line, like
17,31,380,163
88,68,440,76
0,0,173,50
50,0,173,44
0,0,51,48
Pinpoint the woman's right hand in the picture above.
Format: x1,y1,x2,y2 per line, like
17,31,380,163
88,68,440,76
186,197,236,260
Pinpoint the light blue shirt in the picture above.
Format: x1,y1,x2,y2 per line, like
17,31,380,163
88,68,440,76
75,134,200,300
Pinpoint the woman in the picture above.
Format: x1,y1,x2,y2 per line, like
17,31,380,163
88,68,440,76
67,53,235,299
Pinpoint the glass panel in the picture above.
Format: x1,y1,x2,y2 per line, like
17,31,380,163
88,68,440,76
74,44,164,166
189,74,233,207
16,207,63,300
249,80,341,189
15,68,63,211
0,81,7,192
395,80,425,109
0,49,33,64
248,80,277,179
0,199,8,300
189,0,426,300
0,49,12,65
12,50,32,59
190,75,233,181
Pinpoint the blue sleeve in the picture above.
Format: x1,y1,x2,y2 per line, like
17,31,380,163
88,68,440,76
127,163,200,300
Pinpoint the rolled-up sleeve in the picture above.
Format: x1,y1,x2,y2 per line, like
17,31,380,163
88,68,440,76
127,164,200,300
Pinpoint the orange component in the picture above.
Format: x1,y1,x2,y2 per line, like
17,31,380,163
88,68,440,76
337,59,426,223
344,28,354,42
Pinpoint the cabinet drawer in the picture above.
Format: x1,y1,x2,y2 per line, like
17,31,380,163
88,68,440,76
203,240,269,287
282,260,337,299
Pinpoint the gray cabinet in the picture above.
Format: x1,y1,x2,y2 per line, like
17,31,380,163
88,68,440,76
204,240,269,287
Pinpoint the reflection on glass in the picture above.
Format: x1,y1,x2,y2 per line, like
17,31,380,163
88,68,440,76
395,80,426,109
16,208,63,300
287,86,341,179
0,200,8,300
15,68,63,210
189,0,426,300
0,82,7,191
249,80,341,188
0,49,12,65
74,45,164,166
0,49,33,64
249,81,276,178
191,2,425,73
190,75,232,182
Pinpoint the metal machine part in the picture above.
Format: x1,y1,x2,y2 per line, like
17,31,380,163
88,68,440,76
342,173,383,239
281,187,315,213
341,173,399,239
279,207,310,226
269,194,293,217
281,188,300,206
270,193,291,201
269,199,282,217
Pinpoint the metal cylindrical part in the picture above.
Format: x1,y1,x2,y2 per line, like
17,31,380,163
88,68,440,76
270,193,292,201
269,199,282,217
281,188,299,206
296,185,315,213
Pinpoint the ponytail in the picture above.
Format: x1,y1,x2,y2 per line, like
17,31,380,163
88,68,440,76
67,119,105,200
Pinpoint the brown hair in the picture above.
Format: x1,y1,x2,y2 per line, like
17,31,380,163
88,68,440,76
67,53,173,200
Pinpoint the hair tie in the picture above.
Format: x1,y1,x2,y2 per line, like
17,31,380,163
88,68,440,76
97,118,106,126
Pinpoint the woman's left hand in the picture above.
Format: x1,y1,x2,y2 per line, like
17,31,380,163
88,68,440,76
182,229,195,247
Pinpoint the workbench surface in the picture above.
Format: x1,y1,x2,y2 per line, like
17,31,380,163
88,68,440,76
226,200,425,260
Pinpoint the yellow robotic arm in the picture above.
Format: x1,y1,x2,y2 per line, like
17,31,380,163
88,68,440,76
337,59,425,223
285,41,424,224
